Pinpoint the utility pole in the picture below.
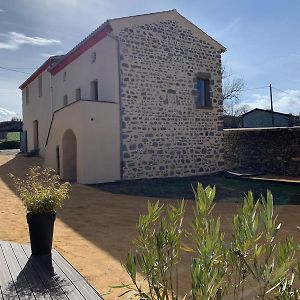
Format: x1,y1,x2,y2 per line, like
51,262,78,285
269,83,274,126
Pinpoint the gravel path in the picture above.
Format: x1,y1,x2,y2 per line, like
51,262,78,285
0,154,299,298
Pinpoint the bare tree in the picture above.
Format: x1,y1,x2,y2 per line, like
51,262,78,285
222,65,247,116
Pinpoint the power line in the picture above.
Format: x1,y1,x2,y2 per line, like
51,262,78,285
0,66,31,75
272,86,299,95
240,85,269,92
1,66,37,70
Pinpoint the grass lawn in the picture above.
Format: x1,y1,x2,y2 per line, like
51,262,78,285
97,173,300,205
0,132,20,149
3,132,20,142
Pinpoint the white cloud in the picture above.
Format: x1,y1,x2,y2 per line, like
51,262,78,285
0,107,19,121
0,9,4,13
243,89,300,115
0,32,61,50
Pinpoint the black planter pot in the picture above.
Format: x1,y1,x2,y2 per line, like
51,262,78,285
26,211,56,255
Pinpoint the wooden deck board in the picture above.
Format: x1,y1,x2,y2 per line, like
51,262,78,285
52,251,103,300
1,241,36,300
0,241,103,300
10,242,52,300
0,243,20,300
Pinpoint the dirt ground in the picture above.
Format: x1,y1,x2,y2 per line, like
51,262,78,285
1,153,300,299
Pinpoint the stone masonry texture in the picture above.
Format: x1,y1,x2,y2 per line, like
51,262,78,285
224,127,300,176
117,19,224,179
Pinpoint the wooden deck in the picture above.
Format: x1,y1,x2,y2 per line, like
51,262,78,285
0,241,103,299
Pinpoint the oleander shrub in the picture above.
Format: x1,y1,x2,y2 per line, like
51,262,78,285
116,184,300,299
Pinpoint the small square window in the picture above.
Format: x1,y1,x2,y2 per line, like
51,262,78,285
75,88,81,100
196,78,210,107
91,51,96,63
63,94,68,106
63,72,66,82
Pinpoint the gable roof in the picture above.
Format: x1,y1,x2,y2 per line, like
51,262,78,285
109,9,226,52
241,108,293,118
50,22,112,76
19,55,64,90
19,9,225,90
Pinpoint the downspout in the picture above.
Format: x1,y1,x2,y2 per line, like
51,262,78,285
107,29,124,181
50,73,53,119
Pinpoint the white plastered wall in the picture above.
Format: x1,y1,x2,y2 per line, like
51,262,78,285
22,70,52,157
44,100,121,184
51,35,119,110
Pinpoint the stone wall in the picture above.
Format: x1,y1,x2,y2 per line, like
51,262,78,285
117,19,224,179
224,127,300,175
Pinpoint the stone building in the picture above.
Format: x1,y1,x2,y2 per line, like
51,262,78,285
20,10,226,184
241,108,295,128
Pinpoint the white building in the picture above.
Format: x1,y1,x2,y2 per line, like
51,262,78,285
20,10,226,184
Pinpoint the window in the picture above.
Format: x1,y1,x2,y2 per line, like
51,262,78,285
196,78,210,107
38,75,42,97
90,80,98,100
25,87,29,104
75,88,81,100
91,51,96,63
63,72,67,82
63,94,68,106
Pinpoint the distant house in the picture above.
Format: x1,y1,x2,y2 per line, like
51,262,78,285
241,108,295,128
19,10,226,184
223,115,242,128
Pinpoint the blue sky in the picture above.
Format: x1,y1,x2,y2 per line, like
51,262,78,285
0,0,300,120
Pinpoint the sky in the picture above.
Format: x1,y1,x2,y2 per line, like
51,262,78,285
0,0,300,120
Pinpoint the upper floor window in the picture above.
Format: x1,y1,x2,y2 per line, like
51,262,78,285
90,80,98,100
38,75,42,97
91,51,96,63
63,94,68,106
63,72,67,82
196,78,210,107
75,88,81,101
25,87,29,104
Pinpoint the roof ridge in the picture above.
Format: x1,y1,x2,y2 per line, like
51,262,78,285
107,9,176,22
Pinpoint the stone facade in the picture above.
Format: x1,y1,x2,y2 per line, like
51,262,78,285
117,19,224,179
224,127,300,176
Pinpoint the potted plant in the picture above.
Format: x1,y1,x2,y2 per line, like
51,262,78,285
11,166,71,255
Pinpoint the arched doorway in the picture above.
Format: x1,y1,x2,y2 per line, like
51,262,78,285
62,129,77,182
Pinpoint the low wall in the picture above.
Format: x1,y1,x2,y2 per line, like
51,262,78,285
223,127,300,175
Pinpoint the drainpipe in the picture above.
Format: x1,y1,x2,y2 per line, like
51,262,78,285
50,73,53,118
107,29,123,180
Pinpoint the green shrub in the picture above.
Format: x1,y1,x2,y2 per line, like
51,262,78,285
116,184,300,299
0,140,20,150
10,166,71,214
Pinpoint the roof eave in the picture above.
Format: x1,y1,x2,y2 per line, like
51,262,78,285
19,58,52,90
